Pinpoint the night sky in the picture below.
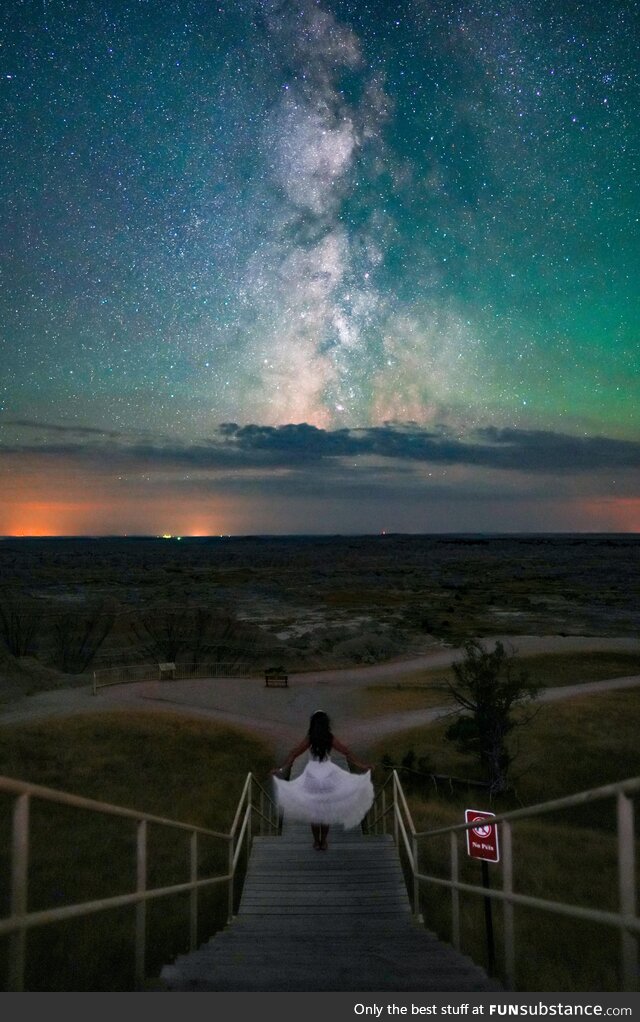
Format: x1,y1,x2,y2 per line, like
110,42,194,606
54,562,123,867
1,0,638,535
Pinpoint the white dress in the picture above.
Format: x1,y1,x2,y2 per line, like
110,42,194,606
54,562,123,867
273,752,374,830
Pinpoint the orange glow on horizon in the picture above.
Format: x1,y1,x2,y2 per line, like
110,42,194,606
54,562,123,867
1,479,638,537
2,502,89,537
578,498,640,533
0,498,240,537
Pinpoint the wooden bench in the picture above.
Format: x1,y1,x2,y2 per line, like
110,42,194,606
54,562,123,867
264,667,288,687
158,662,176,680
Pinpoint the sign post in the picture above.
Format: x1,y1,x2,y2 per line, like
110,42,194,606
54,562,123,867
465,809,500,975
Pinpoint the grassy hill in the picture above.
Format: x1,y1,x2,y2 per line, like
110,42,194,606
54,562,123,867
366,687,640,991
0,711,274,991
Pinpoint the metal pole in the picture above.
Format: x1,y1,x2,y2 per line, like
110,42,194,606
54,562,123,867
381,787,387,836
617,792,638,991
412,833,420,919
502,821,515,989
481,860,496,976
189,831,198,952
393,776,399,847
227,835,234,923
451,831,460,951
135,819,147,990
248,775,253,848
9,793,30,992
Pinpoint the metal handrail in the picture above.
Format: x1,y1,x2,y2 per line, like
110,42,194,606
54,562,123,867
367,770,395,833
0,775,230,836
0,770,280,992
414,775,640,836
365,771,639,992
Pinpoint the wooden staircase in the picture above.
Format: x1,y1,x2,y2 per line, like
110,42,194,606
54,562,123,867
161,759,499,991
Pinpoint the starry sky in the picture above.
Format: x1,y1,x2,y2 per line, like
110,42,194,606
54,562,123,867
1,0,638,535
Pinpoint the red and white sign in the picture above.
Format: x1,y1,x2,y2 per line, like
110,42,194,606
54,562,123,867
465,809,500,862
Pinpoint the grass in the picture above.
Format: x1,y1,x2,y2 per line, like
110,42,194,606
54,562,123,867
365,687,640,991
0,711,274,991
356,651,640,720
518,650,640,689
358,669,453,717
369,687,640,807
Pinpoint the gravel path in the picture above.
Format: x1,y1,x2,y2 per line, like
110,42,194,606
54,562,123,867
1,634,639,758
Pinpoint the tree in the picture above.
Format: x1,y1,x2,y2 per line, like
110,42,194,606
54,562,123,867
445,640,540,796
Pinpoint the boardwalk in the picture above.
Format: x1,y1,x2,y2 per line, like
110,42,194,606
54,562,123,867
161,757,499,992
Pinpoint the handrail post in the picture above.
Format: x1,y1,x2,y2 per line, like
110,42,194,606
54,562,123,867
227,834,234,923
189,831,198,952
135,819,147,990
248,775,253,848
451,831,460,951
617,791,637,991
259,787,265,836
381,787,387,835
502,821,515,990
269,779,275,833
9,793,30,992
393,775,399,847
412,832,420,919
271,773,278,833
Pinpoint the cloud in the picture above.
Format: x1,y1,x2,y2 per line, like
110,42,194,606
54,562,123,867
474,427,640,472
218,422,640,474
2,418,637,533
0,418,124,439
2,418,638,476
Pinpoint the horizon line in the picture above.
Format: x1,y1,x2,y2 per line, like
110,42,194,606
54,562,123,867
1,531,638,540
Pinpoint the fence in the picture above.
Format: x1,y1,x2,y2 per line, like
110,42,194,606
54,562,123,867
92,661,256,693
365,771,639,991
0,772,279,991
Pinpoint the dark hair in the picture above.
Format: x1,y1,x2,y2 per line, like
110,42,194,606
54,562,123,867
308,711,333,761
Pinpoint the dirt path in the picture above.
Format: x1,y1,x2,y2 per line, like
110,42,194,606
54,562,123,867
1,634,639,758
347,672,640,747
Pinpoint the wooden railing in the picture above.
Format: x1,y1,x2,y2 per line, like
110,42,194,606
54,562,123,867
0,772,279,991
366,772,639,991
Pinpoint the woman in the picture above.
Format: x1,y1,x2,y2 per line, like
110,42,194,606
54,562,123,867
271,711,374,850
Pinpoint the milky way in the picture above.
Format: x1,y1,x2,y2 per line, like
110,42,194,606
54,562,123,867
0,0,638,533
